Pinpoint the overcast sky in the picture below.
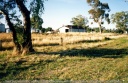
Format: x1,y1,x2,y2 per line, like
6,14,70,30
42,0,128,29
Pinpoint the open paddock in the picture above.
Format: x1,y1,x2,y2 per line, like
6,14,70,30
1,33,128,81
0,33,126,50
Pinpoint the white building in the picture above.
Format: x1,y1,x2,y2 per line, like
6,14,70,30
5,28,11,33
59,26,69,33
59,25,86,33
31,28,42,33
0,23,5,32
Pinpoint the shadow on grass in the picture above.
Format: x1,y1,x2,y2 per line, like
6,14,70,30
33,43,60,47
60,48,128,58
0,47,13,51
34,47,128,58
0,59,54,80
1,39,12,42
33,39,102,47
0,38,109,51
73,40,102,44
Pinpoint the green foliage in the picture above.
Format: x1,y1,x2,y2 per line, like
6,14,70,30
31,16,43,29
89,9,105,22
86,27,106,32
40,28,46,33
30,0,47,33
111,11,128,33
0,0,47,54
16,32,24,44
71,15,88,28
1,36,128,81
45,27,53,32
114,29,124,34
87,0,110,22
30,0,47,16
87,0,110,33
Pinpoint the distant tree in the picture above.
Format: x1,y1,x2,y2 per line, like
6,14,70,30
94,27,100,32
0,0,47,55
71,15,88,29
115,29,124,34
45,27,53,32
87,0,110,33
31,16,43,30
111,11,128,33
41,28,46,33
86,27,93,32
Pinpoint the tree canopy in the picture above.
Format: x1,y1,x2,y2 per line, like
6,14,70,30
31,16,43,29
70,15,88,28
111,11,128,33
87,0,110,33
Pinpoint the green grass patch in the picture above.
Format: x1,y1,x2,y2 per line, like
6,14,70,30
1,36,128,82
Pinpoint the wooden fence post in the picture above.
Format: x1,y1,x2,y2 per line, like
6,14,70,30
60,37,63,45
0,40,2,50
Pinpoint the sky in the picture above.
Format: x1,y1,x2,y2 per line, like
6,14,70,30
1,0,128,30
41,0,128,30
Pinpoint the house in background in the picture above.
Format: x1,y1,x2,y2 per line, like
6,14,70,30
5,28,11,33
31,28,42,33
0,23,5,32
59,25,86,33
59,26,69,33
5,28,41,33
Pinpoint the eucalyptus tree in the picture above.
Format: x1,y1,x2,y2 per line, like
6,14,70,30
0,0,47,55
86,0,110,33
111,11,128,33
71,15,88,31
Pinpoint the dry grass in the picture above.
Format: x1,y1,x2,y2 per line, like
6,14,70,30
32,33,126,46
1,33,128,81
0,33,13,49
0,33,12,41
0,33,125,49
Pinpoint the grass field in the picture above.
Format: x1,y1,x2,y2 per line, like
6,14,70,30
0,33,128,82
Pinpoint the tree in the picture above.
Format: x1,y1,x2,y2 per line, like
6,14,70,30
71,15,88,29
41,28,46,33
45,27,53,32
111,11,128,33
31,16,43,30
87,0,110,33
0,0,47,55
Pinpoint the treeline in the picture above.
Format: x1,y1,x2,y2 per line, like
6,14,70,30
86,27,127,34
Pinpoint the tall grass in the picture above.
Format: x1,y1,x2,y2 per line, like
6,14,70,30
32,33,125,46
0,33,125,49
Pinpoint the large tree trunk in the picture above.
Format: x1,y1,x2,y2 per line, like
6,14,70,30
16,0,34,55
1,11,21,54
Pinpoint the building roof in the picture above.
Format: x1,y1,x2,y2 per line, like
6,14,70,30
65,25,84,29
0,22,4,25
